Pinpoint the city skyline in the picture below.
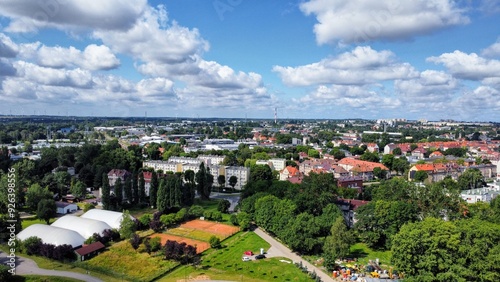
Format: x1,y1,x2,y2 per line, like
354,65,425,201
0,0,499,121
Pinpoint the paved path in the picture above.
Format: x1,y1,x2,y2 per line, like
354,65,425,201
254,228,335,282
0,251,103,282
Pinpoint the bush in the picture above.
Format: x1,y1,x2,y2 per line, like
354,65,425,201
203,210,213,219
160,214,176,227
139,213,153,229
175,208,188,222
217,200,231,213
209,236,221,249
150,237,162,252
83,203,95,213
212,211,223,222
188,205,204,218
230,214,239,226
130,233,141,250
23,236,42,255
0,264,12,281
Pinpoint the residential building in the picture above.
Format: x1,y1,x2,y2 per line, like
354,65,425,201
224,166,250,190
256,158,286,171
107,169,131,187
384,143,398,155
279,166,302,181
335,199,370,228
337,158,389,181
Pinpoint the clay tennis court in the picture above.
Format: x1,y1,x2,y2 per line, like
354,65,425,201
180,219,240,237
150,233,210,254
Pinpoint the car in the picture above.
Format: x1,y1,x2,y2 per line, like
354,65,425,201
242,256,251,261
255,254,266,260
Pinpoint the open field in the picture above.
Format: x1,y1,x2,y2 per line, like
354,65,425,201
150,233,210,254
180,219,239,238
21,218,55,229
166,227,225,241
158,232,314,282
349,243,392,267
81,239,179,282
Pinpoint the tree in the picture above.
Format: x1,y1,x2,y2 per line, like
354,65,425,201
392,147,402,156
149,171,158,208
360,151,379,163
217,175,225,192
129,233,141,250
132,171,139,204
157,178,169,213
25,183,53,211
323,217,353,270
458,168,484,190
228,175,238,190
119,210,136,239
209,236,221,249
101,173,111,210
250,165,273,182
217,199,231,213
114,178,123,209
236,211,252,231
281,212,320,254
372,167,387,180
124,175,132,203
70,180,87,200
138,172,146,203
195,162,212,200
37,199,56,224
413,170,428,182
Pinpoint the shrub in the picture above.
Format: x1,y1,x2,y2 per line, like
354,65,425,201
23,236,42,255
150,237,162,252
130,233,141,250
0,264,12,281
83,203,95,213
230,214,239,226
209,236,221,249
160,214,176,227
139,213,153,229
212,211,223,222
217,200,231,213
203,210,213,219
175,208,188,222
188,205,204,218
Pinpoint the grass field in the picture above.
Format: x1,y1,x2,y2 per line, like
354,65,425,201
158,232,314,282
166,227,225,241
21,217,55,229
349,243,392,267
194,199,232,223
80,239,179,282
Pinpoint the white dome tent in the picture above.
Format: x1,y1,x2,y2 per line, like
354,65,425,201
17,224,85,248
51,215,112,239
80,209,130,229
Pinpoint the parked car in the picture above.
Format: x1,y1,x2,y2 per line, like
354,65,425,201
255,254,266,260
242,256,251,261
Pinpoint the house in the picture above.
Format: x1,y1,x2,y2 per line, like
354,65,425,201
366,143,379,153
107,169,131,187
337,158,390,181
384,143,398,155
411,147,427,159
75,241,106,261
335,198,370,228
279,166,302,181
56,202,78,214
337,176,364,192
429,151,444,158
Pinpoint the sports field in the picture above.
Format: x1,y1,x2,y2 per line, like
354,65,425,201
150,233,210,254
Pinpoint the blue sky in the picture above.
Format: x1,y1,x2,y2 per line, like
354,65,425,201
0,0,499,121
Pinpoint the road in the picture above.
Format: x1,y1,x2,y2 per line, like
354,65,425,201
0,251,103,282
209,192,240,212
254,228,335,282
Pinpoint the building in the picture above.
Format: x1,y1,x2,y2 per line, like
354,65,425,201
256,158,286,171
337,158,390,181
17,224,85,248
80,209,131,230
335,199,370,228
75,241,106,261
51,215,112,239
384,143,398,155
107,169,131,187
55,202,78,214
279,166,302,181
337,176,364,191
225,166,250,190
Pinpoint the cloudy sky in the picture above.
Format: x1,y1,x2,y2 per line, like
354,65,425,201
0,0,499,121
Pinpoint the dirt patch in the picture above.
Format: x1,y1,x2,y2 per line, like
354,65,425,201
181,219,239,237
150,233,210,254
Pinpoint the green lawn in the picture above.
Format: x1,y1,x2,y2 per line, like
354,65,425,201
158,232,314,282
349,243,392,268
79,239,179,282
21,217,55,229
194,198,232,223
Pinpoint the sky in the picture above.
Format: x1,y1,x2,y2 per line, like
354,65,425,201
0,0,499,121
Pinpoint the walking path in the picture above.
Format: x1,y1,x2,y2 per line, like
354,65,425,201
253,228,335,282
0,251,103,282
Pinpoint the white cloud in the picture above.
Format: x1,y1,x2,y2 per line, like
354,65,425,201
395,70,459,99
300,0,469,45
0,33,18,57
427,50,500,80
22,43,120,71
273,46,418,86
94,6,208,66
481,41,500,58
13,61,93,88
0,58,16,76
0,0,147,32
